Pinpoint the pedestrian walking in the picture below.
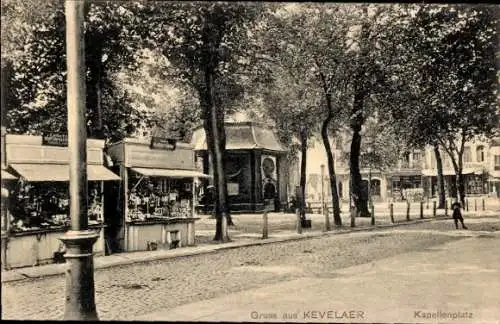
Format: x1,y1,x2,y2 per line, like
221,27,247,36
451,201,468,230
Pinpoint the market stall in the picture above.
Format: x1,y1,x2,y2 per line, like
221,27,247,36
106,137,209,252
2,134,120,269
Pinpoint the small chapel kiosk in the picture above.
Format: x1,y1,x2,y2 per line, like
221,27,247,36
191,121,289,213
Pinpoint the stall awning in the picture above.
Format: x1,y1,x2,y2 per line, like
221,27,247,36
10,164,120,182
2,169,17,180
131,167,211,179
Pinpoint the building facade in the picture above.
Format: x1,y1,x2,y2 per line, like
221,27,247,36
305,136,500,204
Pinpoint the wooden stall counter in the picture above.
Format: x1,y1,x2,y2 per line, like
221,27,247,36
125,217,199,252
3,223,106,269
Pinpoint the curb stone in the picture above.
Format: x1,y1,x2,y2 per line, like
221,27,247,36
0,216,453,283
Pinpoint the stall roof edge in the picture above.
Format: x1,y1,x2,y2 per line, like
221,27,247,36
191,122,287,152
106,137,193,149
5,134,105,148
192,121,275,131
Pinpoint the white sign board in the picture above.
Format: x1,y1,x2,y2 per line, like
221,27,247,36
228,183,239,196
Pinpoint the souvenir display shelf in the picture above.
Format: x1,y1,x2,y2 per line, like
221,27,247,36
8,181,103,234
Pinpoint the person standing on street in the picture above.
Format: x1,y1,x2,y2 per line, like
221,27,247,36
452,201,468,230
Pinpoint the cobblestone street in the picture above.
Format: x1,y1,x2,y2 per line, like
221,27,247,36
2,217,499,321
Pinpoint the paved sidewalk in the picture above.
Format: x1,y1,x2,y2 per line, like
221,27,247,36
135,234,500,323
1,216,441,283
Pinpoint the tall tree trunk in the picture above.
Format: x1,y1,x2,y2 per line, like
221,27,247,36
457,172,466,206
349,126,369,217
1,60,13,170
299,128,308,220
1,61,12,128
215,111,233,226
447,142,466,206
349,7,370,218
454,155,466,206
434,145,446,209
321,112,341,226
202,68,229,242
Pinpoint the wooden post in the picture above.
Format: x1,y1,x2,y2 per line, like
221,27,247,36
474,199,477,211
482,198,485,211
262,212,268,239
390,203,394,223
466,199,469,211
426,198,429,209
420,201,424,219
324,203,331,231
406,202,410,221
433,201,436,217
296,208,302,234
370,204,375,226
445,200,448,216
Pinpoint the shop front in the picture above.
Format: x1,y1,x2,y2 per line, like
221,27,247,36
2,134,120,269
424,172,488,198
388,173,423,202
106,137,209,253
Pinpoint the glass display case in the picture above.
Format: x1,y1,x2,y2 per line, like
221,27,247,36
127,173,192,221
7,181,104,233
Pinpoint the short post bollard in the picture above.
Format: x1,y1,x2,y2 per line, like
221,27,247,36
390,203,394,223
426,198,429,209
370,204,375,226
324,203,331,231
445,201,448,217
420,201,424,219
482,199,485,211
466,199,469,211
262,212,268,239
433,201,436,217
474,199,477,212
406,202,410,221
296,208,302,234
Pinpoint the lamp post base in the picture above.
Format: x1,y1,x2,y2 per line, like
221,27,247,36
59,230,99,321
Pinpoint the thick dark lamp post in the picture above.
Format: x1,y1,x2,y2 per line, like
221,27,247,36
58,0,99,320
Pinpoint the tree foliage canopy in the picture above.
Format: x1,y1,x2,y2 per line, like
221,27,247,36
4,1,150,141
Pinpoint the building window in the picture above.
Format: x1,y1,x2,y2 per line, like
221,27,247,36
370,179,381,196
495,155,500,171
463,147,472,163
476,146,485,162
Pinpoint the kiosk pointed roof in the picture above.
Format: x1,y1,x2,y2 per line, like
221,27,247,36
191,121,287,153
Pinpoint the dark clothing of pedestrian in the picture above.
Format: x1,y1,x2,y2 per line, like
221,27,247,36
451,202,467,230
